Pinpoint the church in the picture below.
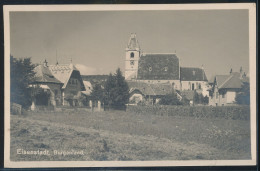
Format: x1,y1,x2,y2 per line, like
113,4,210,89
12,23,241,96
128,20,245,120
124,33,209,104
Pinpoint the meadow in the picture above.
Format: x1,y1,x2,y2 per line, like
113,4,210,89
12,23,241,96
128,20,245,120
10,106,251,161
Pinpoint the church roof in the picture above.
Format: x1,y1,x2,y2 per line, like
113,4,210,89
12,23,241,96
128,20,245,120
33,64,62,84
180,67,208,81
137,53,179,80
126,33,140,50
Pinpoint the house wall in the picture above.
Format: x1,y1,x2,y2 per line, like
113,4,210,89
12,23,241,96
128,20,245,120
47,84,62,106
181,81,209,96
136,80,181,90
209,88,237,106
63,76,83,106
226,91,236,104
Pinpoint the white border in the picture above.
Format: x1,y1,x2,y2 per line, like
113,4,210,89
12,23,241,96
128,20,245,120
4,3,257,168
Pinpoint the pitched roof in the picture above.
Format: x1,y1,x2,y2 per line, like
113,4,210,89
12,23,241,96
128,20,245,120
181,90,195,101
128,81,173,96
214,72,248,89
48,63,85,90
33,65,62,84
126,33,140,50
180,67,207,81
137,53,179,80
81,81,92,96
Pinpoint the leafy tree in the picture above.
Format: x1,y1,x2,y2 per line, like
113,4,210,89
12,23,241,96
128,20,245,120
90,83,105,103
104,68,129,110
159,93,182,105
236,82,250,105
10,55,36,108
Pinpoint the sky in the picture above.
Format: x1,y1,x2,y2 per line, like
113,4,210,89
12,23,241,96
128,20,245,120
10,9,249,79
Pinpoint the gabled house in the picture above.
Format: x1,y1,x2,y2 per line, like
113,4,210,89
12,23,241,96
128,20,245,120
128,81,175,105
48,62,86,107
30,61,63,110
208,69,249,106
180,67,209,96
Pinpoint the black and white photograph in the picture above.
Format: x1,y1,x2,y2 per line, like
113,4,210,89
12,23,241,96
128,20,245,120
4,4,256,168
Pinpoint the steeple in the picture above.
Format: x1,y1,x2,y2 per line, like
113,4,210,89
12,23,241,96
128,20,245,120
126,33,140,51
125,33,141,80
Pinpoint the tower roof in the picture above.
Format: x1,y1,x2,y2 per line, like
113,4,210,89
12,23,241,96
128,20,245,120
127,33,140,50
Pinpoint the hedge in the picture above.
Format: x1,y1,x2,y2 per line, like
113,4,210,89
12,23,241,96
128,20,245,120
126,105,250,120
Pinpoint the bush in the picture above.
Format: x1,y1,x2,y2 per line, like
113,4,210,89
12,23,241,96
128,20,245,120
126,105,250,120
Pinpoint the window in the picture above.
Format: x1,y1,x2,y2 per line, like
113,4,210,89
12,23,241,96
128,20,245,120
192,83,195,90
149,67,152,71
130,52,134,58
198,83,201,89
130,60,134,65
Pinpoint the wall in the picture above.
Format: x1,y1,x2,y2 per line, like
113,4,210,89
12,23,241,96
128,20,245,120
136,80,181,90
181,81,209,96
47,83,62,106
125,50,140,80
226,91,236,104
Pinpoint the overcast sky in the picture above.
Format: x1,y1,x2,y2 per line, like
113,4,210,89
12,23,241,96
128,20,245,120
10,10,249,79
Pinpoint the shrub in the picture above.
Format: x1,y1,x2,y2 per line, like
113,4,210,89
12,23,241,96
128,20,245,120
126,105,250,120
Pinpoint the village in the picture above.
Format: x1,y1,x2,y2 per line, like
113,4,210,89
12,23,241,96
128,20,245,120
18,33,250,113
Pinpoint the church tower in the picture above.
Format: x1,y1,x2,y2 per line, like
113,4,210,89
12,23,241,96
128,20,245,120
125,33,141,80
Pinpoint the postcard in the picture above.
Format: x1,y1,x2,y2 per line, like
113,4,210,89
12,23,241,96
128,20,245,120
4,3,256,168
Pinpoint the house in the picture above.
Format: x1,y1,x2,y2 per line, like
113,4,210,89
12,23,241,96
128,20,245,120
128,81,175,105
30,61,63,110
124,33,209,96
208,68,249,106
48,62,86,107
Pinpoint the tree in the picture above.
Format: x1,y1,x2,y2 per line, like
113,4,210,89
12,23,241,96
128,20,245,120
90,83,105,103
159,93,182,105
10,56,36,108
236,82,250,105
104,68,129,110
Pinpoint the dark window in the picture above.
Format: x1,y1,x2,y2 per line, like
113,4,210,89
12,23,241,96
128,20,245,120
130,52,134,58
130,61,134,65
198,83,201,89
192,83,195,90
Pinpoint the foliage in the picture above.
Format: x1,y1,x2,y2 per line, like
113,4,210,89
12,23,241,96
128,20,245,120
159,92,182,105
90,83,105,102
10,55,36,108
194,91,209,105
236,82,250,105
127,105,250,120
104,68,129,110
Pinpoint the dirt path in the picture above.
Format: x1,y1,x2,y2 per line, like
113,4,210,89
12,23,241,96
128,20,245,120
10,115,226,161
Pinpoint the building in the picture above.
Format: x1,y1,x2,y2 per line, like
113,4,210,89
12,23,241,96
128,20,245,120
208,68,249,106
48,61,86,106
30,61,63,110
128,81,177,105
124,33,209,100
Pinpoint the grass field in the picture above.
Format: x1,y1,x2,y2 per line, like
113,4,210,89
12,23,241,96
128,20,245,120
10,108,251,161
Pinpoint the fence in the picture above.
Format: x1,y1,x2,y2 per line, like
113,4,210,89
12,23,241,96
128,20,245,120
126,105,250,120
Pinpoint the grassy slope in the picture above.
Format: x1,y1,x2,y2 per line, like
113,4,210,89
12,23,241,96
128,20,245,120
10,110,251,161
